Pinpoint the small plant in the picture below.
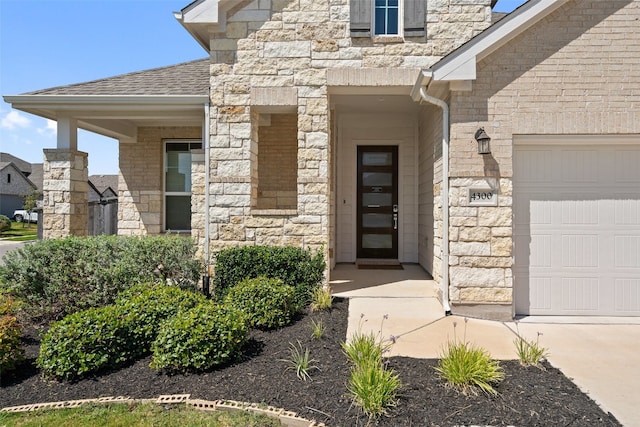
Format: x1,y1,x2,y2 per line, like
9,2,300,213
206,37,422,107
347,361,401,418
310,286,333,312
310,318,325,339
0,294,24,376
435,320,505,396
282,340,317,381
0,215,11,233
342,314,401,419
514,327,548,367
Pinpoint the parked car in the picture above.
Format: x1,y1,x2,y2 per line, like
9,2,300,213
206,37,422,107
13,210,38,223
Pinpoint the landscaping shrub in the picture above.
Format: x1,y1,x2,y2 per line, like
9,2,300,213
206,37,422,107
213,245,325,307
115,283,208,351
0,215,10,233
150,303,249,372
36,284,205,380
37,305,136,380
224,276,298,329
0,294,24,376
0,235,202,324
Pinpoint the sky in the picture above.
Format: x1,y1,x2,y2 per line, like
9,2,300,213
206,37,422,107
0,0,526,176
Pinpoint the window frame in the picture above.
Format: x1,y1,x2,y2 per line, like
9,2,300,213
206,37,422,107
163,139,201,232
372,0,403,36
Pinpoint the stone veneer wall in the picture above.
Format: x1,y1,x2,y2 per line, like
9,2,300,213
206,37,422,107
204,0,493,268
446,0,640,310
119,127,202,236
42,150,88,238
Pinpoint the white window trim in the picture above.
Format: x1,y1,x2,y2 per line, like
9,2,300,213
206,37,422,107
372,0,403,37
163,139,201,232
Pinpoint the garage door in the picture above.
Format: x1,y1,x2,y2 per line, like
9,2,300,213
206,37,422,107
514,142,640,316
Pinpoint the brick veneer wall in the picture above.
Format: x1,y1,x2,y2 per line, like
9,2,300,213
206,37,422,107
119,127,201,236
446,0,640,310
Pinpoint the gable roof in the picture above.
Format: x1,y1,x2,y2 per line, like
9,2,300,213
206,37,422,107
89,174,119,195
0,162,37,192
412,0,572,97
25,59,210,96
0,153,32,175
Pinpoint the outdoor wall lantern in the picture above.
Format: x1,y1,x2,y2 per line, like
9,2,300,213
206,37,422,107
474,128,491,155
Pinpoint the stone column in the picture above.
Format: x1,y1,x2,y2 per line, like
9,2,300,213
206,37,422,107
190,149,206,259
42,149,88,238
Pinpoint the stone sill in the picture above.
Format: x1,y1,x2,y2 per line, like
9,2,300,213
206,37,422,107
371,35,404,44
251,209,298,216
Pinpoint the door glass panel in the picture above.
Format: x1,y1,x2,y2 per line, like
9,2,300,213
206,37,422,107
362,152,392,166
363,193,392,207
362,172,392,186
363,213,392,228
362,234,393,249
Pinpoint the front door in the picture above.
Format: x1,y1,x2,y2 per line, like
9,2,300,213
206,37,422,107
357,146,399,259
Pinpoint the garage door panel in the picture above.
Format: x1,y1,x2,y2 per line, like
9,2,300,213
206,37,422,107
560,278,601,312
615,235,640,268
562,234,600,268
561,150,599,183
615,150,640,182
615,279,640,312
514,143,640,316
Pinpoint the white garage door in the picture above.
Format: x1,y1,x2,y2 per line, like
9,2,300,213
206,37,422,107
514,142,640,316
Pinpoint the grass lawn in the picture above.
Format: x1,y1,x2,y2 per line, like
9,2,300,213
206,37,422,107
0,402,283,427
0,222,37,242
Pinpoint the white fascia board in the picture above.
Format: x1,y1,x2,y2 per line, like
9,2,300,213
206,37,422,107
431,0,570,82
4,95,209,109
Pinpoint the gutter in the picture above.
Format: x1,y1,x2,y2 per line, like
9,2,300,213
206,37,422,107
413,73,452,315
203,101,211,276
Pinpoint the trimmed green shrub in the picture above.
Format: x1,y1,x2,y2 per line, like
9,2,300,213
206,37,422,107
224,276,298,329
0,294,24,376
36,285,205,380
37,305,136,380
213,246,325,307
0,215,10,233
150,303,249,372
116,283,208,350
0,235,202,324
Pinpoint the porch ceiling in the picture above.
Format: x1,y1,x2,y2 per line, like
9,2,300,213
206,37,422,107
3,95,208,143
330,94,420,114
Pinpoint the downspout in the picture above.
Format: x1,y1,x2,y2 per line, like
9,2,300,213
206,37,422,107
203,101,212,294
419,87,452,315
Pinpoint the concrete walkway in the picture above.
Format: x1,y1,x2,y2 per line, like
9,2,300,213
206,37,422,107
330,264,640,427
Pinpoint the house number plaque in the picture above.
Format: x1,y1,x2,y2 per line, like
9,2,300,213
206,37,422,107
468,188,498,206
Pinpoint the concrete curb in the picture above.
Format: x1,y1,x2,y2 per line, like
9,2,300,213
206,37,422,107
1,394,326,427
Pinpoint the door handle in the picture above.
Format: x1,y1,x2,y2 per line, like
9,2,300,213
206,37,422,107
393,213,398,230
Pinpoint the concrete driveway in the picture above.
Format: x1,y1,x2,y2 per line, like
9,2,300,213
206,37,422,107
331,264,640,427
0,240,27,264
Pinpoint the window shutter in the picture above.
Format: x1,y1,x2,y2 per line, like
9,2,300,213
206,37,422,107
350,0,371,37
404,0,425,37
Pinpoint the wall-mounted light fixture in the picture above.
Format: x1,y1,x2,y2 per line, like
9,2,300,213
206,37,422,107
474,128,491,155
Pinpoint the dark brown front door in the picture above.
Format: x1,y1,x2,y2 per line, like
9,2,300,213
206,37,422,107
357,146,399,259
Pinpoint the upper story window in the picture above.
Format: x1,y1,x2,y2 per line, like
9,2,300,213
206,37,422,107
350,0,425,38
374,0,399,35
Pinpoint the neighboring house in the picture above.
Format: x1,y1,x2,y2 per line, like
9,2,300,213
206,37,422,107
4,0,640,319
89,174,119,202
0,160,37,218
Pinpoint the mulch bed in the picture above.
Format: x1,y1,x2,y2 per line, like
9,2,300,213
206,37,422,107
1,297,621,426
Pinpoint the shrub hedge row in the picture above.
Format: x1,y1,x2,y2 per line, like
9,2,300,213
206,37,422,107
0,235,202,324
213,245,325,307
